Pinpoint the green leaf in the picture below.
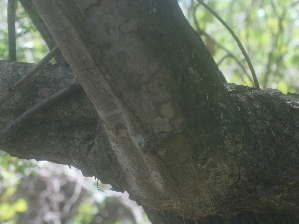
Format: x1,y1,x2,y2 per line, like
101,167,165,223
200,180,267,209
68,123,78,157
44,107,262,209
12,198,28,213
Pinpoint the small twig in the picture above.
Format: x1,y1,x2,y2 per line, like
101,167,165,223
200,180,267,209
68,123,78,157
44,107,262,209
197,0,260,88
203,30,253,85
217,54,247,83
193,4,254,86
217,54,232,66
8,0,17,61
0,46,60,106
0,83,82,141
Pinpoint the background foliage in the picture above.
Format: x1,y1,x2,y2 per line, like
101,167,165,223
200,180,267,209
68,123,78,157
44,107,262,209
179,0,299,92
0,0,299,223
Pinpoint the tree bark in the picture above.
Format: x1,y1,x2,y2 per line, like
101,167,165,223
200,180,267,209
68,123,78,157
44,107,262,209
1,0,299,223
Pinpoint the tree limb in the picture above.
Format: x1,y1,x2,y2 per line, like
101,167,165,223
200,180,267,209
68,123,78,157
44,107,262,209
0,83,81,141
8,0,17,61
0,46,59,106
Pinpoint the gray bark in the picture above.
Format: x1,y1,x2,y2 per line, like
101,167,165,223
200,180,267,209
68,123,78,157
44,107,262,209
1,0,299,223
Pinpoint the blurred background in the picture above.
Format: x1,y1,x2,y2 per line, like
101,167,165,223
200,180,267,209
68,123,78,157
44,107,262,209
0,153,150,224
179,0,299,91
0,0,299,223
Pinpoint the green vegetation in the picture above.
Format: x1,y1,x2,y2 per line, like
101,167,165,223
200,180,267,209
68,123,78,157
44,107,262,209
180,0,299,92
0,151,36,224
0,0,49,63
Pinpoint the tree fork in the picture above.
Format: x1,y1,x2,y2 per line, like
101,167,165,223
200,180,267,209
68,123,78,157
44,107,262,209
2,0,299,223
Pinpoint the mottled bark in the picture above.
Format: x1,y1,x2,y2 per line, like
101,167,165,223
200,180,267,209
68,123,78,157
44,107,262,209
1,0,299,223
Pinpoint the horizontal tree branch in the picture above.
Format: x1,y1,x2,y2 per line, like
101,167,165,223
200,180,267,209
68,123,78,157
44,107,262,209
1,59,299,217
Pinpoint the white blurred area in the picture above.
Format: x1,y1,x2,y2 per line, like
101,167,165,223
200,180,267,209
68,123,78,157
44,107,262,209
1,160,151,224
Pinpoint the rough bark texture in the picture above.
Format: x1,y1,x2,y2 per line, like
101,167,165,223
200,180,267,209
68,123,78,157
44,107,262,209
1,0,299,223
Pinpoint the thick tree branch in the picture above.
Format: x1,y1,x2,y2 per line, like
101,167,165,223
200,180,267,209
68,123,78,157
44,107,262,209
0,60,123,190
0,46,59,106
8,0,17,61
2,0,299,222
0,83,81,141
1,59,299,220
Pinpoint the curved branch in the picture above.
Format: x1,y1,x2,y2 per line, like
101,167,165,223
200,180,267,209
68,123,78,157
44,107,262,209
193,4,254,85
197,0,259,88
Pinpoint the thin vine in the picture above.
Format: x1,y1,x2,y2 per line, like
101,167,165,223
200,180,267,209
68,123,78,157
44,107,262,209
197,0,260,88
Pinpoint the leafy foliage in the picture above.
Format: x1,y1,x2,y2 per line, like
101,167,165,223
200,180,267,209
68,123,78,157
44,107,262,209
180,0,299,93
0,0,49,62
0,151,36,224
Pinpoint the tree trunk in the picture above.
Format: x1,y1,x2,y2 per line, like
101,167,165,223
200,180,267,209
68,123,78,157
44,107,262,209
1,0,299,223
